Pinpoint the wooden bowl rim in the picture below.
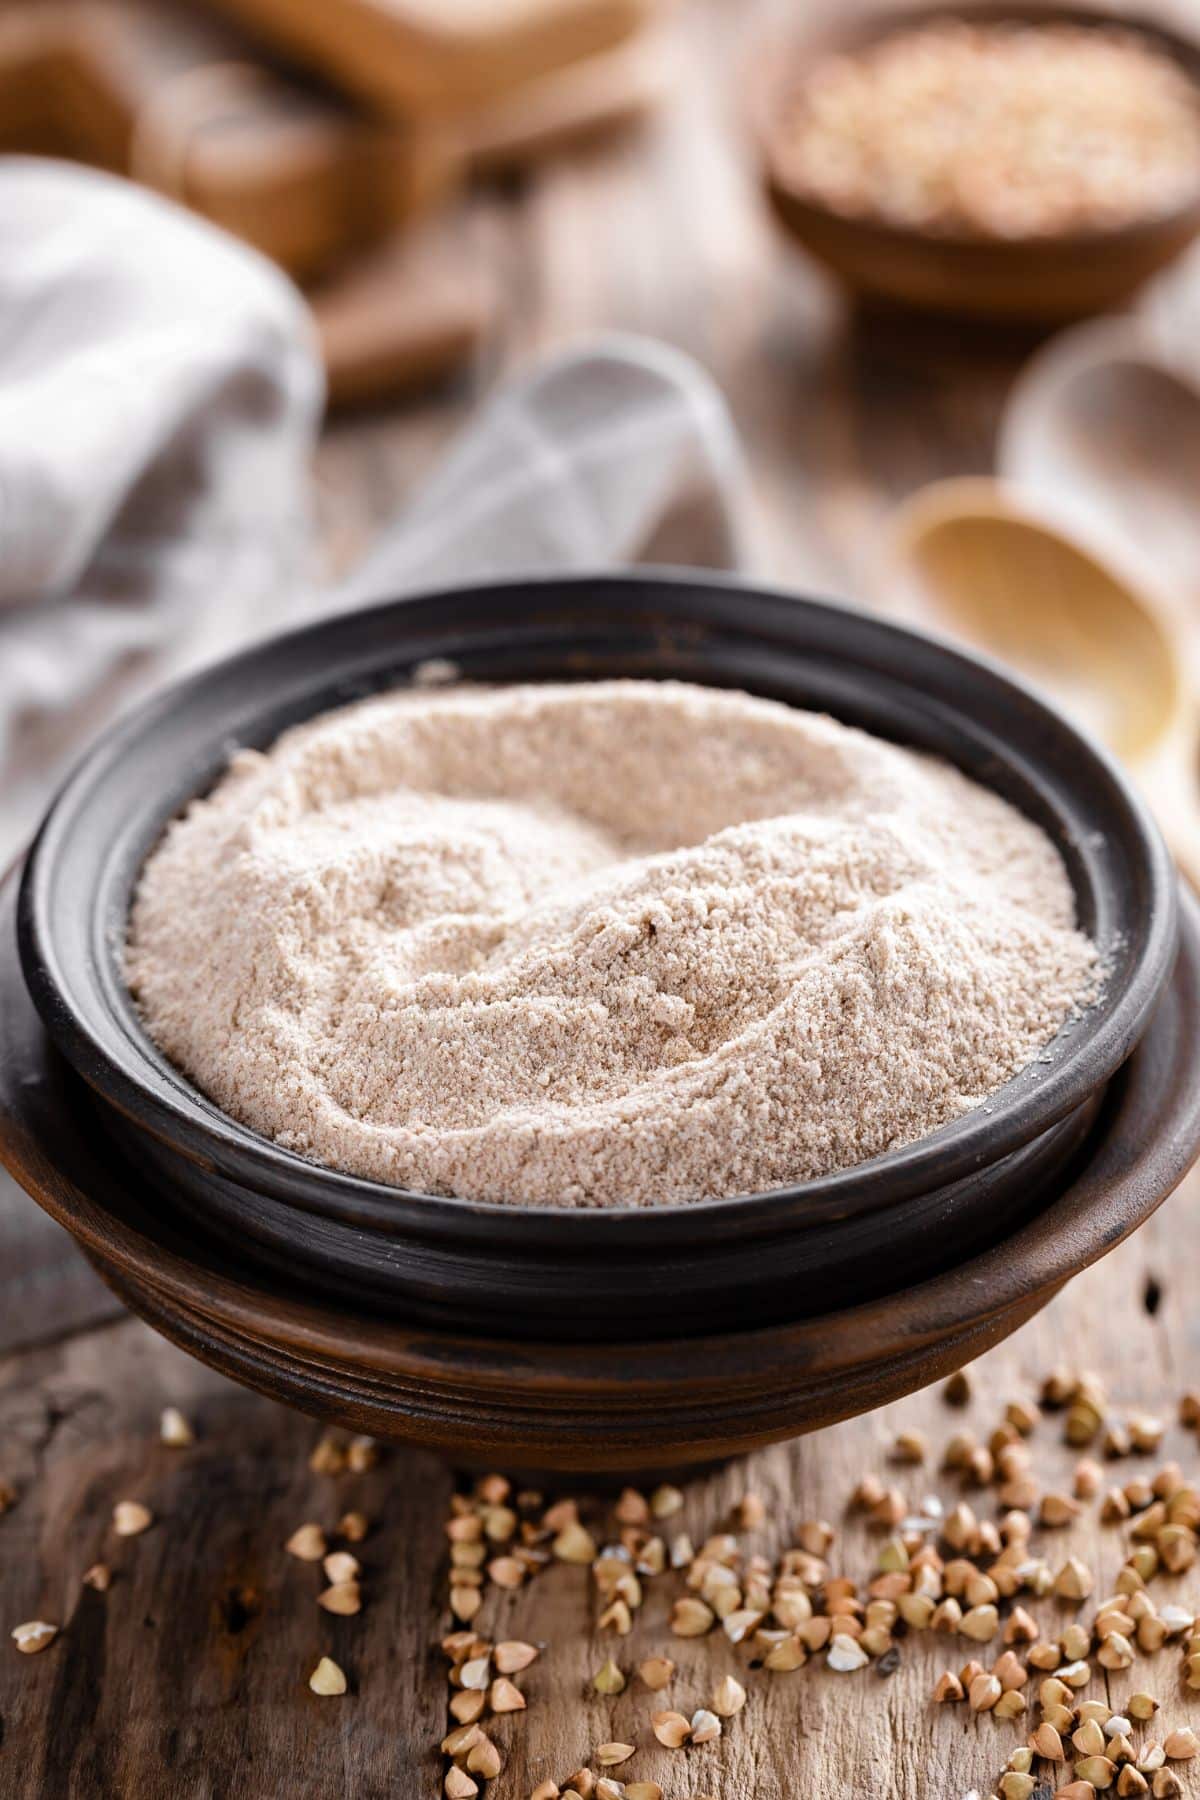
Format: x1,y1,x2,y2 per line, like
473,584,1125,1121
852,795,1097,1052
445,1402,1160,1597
16,571,1178,1243
752,0,1200,257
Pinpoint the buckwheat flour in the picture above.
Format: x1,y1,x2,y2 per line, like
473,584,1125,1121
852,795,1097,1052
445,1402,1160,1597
125,679,1098,1207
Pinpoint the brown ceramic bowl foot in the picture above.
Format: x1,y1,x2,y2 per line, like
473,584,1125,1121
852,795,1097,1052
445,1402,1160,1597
754,2,1200,322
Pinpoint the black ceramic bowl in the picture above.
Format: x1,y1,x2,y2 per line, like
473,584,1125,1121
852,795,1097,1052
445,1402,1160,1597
4,864,1199,1471
15,572,1179,1340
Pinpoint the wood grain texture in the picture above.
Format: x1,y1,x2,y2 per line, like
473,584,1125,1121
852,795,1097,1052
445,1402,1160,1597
4,0,1200,1793
0,1188,1196,1799
0,1323,452,1798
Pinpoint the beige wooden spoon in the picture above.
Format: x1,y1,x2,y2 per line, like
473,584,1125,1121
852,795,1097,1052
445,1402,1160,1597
876,476,1200,885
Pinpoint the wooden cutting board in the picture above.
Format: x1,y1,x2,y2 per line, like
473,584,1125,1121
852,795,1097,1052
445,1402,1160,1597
0,0,667,248
194,0,660,115
0,0,666,404
312,216,498,411
308,21,671,410
462,20,669,172
0,0,454,279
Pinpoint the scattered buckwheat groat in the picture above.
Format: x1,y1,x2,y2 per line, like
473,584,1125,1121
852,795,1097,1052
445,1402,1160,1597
431,1369,1200,1799
159,1406,194,1447
112,1500,153,1537
309,1656,346,1697
308,1433,347,1476
286,1523,327,1562
22,1360,1200,1794
592,1658,625,1695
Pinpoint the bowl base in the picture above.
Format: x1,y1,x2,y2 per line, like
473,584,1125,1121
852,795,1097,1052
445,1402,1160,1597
3,887,1197,1471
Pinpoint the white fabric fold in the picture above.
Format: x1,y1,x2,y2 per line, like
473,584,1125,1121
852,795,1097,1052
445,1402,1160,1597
0,158,748,1352
339,332,747,605
0,157,324,864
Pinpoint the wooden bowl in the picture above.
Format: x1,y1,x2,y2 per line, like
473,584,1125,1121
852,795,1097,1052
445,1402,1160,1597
14,574,1178,1340
753,2,1200,321
3,864,1199,1470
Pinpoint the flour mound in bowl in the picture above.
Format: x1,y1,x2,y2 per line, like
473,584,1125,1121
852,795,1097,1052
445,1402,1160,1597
125,679,1099,1208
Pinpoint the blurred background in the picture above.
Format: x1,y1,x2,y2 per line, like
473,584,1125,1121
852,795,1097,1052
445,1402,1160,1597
6,0,1161,576
5,0,1200,834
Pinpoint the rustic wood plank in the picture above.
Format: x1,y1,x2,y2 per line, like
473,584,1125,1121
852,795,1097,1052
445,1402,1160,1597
0,1319,453,1798
0,1173,1193,1798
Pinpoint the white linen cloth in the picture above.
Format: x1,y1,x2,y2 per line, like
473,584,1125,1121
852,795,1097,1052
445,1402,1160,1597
337,332,747,607
0,158,323,866
0,157,747,1351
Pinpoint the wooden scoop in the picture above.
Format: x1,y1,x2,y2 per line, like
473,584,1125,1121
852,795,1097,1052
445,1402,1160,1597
878,476,1200,885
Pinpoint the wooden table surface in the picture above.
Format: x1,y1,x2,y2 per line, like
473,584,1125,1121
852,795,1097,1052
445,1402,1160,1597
4,4,1199,1797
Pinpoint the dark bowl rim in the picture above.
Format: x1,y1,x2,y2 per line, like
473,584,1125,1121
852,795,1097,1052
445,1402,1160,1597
16,566,1179,1247
752,0,1200,256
